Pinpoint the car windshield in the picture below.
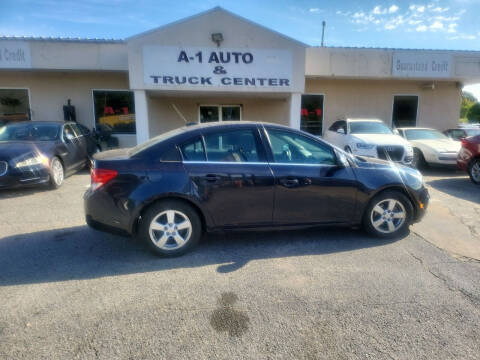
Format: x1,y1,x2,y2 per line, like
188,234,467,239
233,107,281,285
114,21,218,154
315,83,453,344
349,121,392,134
465,129,480,137
0,122,60,141
405,129,448,140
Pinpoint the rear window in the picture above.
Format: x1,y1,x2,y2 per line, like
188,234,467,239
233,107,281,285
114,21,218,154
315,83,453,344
128,127,189,156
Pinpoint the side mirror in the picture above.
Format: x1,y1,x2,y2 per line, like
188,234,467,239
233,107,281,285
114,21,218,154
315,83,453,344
337,128,345,135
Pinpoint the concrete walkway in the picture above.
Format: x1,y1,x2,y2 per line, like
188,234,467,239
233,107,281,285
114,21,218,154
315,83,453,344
413,169,480,261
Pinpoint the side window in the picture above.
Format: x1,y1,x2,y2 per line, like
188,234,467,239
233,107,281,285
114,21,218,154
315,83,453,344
266,128,336,165
77,124,90,136
70,124,82,137
204,129,260,162
63,125,76,140
328,121,341,131
160,145,182,162
179,137,206,161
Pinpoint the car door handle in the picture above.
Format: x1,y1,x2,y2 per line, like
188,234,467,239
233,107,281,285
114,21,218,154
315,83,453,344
204,174,220,182
279,178,299,188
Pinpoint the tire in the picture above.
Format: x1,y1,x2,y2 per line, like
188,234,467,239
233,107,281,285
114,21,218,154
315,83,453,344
468,158,480,185
363,190,413,238
139,200,202,257
49,157,64,189
412,148,427,169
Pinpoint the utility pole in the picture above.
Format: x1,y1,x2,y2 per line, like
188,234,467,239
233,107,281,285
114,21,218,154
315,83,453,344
321,21,326,47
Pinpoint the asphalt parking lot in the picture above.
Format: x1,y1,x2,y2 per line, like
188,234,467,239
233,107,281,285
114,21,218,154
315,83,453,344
1,170,479,359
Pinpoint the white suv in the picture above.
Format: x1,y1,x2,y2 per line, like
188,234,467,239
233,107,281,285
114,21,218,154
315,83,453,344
324,118,413,165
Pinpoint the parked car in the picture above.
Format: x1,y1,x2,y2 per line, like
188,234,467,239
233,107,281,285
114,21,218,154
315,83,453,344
84,121,429,257
443,127,480,141
397,127,461,168
0,121,99,189
323,118,413,165
457,134,480,184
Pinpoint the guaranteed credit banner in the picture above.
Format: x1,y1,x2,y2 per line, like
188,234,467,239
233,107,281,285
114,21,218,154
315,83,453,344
143,46,292,90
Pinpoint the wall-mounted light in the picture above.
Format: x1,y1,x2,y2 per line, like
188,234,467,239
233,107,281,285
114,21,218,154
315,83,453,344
211,33,223,47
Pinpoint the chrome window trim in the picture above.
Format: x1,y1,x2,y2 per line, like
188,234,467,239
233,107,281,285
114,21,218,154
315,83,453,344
182,160,336,167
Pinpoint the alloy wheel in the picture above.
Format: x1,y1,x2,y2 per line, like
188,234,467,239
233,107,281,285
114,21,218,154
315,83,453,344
51,158,64,186
471,161,480,183
148,210,192,250
370,198,406,234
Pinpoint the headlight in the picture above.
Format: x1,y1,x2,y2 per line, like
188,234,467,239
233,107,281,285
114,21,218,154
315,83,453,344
14,153,49,168
356,143,375,150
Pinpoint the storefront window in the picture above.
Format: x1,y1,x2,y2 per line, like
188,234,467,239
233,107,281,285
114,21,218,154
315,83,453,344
0,89,30,123
300,94,324,136
199,105,241,123
93,90,136,134
392,95,418,128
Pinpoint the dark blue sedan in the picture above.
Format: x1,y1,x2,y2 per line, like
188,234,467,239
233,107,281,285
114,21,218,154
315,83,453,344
84,121,429,256
0,121,99,189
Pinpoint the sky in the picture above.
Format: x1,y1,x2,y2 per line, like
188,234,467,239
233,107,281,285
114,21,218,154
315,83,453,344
1,0,479,95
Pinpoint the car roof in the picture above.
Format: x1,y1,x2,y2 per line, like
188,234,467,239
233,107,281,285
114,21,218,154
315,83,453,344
344,118,384,123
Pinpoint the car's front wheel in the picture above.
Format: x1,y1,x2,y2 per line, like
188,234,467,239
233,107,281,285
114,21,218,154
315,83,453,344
49,157,64,189
468,158,480,185
363,190,413,238
140,200,202,256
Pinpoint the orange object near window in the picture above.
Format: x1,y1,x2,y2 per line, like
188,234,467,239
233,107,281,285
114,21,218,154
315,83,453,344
300,108,309,117
315,109,322,117
121,107,129,115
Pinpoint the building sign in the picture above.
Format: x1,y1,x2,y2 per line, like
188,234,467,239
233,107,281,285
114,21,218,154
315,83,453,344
143,46,292,90
0,41,31,69
392,52,452,78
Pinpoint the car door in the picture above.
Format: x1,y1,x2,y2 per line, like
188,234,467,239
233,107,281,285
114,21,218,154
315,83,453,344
180,125,275,227
70,123,89,163
76,123,97,156
61,124,84,172
263,126,358,225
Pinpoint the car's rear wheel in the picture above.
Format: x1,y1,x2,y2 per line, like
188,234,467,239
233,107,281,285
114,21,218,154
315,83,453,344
140,200,202,256
412,148,427,169
363,190,413,238
468,158,480,185
49,157,64,189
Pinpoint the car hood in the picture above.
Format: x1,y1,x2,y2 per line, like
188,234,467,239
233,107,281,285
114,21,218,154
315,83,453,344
409,138,461,152
351,133,409,146
0,141,56,160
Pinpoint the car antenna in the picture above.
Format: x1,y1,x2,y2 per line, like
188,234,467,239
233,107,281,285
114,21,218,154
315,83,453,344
171,103,189,124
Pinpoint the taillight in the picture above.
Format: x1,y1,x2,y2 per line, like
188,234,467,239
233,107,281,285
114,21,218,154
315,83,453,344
91,168,118,190
461,138,468,146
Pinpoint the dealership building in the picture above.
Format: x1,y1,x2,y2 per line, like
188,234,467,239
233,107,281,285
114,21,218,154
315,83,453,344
1,7,480,147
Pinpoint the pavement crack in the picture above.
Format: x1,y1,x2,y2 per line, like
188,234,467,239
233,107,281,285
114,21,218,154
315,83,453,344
405,248,479,306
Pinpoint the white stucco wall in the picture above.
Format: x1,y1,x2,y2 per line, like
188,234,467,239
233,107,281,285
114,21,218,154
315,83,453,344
305,78,461,132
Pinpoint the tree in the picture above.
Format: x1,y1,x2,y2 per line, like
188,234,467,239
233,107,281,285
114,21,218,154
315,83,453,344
467,103,480,123
461,91,477,119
